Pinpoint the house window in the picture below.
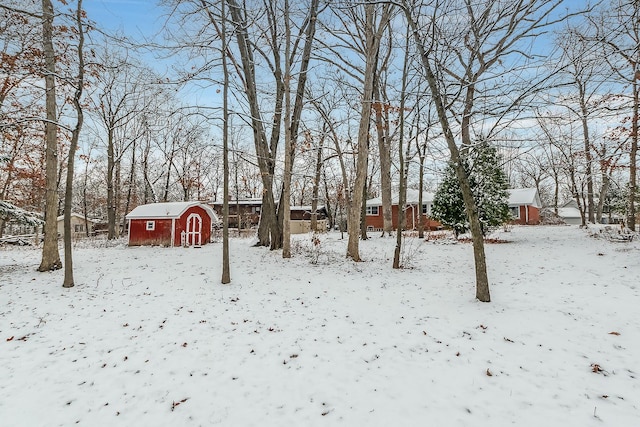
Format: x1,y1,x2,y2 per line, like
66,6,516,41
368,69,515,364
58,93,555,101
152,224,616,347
422,204,430,215
74,224,84,233
146,221,155,231
510,206,520,219
366,206,379,216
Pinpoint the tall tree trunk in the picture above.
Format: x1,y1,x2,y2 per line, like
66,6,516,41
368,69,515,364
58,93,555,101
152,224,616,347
416,111,428,239
162,138,175,202
114,159,122,236
227,0,279,248
579,87,595,223
82,150,90,237
360,177,369,240
38,0,62,272
393,29,410,269
569,164,586,227
404,3,490,301
122,139,136,232
597,170,610,224
373,84,393,236
106,128,116,240
282,0,293,259
63,0,85,288
346,2,391,260
221,0,230,284
629,79,638,230
310,135,324,232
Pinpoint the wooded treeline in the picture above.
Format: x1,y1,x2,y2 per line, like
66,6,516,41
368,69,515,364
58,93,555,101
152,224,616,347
1,0,638,299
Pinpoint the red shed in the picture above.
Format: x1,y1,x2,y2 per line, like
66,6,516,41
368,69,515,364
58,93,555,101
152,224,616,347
125,202,218,247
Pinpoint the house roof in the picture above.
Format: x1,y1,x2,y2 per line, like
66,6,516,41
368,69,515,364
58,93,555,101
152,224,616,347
508,188,541,208
367,188,541,208
367,189,435,207
211,198,262,206
126,202,218,222
290,205,325,212
56,213,99,223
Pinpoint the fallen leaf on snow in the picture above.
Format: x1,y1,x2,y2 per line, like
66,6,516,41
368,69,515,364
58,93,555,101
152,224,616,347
171,398,189,412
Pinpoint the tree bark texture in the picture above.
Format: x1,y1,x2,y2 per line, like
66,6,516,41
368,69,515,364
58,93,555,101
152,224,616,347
346,2,392,261
38,0,61,272
63,0,85,288
403,2,490,301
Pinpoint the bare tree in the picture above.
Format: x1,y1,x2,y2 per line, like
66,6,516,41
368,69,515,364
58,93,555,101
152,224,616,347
221,0,231,284
38,0,62,272
282,0,294,258
372,29,395,237
393,26,411,269
62,0,86,288
556,27,615,224
400,0,573,302
589,0,640,230
346,1,393,261
92,51,148,238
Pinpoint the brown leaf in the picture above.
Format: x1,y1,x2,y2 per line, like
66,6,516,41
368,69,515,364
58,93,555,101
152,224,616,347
486,368,493,377
171,398,189,412
6,336,14,342
609,331,621,336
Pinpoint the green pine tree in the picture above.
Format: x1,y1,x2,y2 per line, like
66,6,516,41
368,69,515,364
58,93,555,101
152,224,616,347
431,161,470,237
432,141,511,236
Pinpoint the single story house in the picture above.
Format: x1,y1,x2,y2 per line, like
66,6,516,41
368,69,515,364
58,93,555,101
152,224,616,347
210,198,262,228
126,201,218,247
365,189,440,231
508,188,542,225
56,213,98,239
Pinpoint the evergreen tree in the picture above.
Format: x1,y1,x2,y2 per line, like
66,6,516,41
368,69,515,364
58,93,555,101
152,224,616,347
431,161,470,236
432,141,511,236
0,201,44,227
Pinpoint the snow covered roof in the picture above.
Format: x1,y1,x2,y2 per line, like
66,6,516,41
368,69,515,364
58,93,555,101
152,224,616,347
558,206,581,219
211,198,262,206
126,202,218,221
290,205,325,211
508,188,541,208
56,213,100,223
367,189,435,206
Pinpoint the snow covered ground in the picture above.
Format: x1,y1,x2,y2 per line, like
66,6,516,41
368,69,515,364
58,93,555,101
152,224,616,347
1,225,639,426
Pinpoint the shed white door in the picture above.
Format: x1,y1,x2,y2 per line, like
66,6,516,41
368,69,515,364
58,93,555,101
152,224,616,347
186,213,202,246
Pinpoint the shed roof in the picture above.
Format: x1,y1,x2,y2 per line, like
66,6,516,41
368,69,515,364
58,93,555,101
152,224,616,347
508,188,541,208
126,202,218,222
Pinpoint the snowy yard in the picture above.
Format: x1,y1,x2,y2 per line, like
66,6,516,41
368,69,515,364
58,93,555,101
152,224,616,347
1,225,639,426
